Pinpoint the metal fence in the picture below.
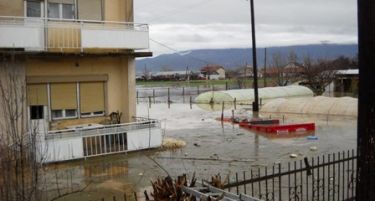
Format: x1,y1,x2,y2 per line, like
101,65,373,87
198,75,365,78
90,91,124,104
225,150,357,201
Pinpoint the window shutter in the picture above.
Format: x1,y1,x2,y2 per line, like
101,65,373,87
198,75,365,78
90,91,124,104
50,83,77,110
80,82,105,113
27,84,48,106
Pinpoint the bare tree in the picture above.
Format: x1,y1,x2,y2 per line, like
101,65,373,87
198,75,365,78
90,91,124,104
272,51,287,86
0,55,90,201
0,55,43,201
301,56,337,95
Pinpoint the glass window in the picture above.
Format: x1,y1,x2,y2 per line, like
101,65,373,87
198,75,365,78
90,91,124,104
27,1,41,17
51,110,63,119
62,4,75,19
48,3,60,18
65,109,77,117
30,105,44,120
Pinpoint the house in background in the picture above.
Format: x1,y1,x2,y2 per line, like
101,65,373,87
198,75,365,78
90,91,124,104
334,69,359,96
263,62,305,78
152,70,193,81
236,65,263,78
200,65,226,80
0,0,162,163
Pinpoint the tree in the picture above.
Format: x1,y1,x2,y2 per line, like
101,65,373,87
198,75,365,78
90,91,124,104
272,51,288,86
0,55,42,201
0,55,90,201
301,56,337,95
287,50,298,64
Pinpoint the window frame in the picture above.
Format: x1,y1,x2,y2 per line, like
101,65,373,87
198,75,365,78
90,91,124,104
47,2,76,20
25,0,44,18
51,109,78,120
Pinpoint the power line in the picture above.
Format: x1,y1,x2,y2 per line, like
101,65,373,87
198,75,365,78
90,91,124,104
150,38,218,65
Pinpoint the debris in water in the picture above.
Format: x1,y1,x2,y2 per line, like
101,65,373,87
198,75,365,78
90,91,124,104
145,174,197,201
310,146,318,151
193,143,200,147
290,154,298,158
307,136,319,140
162,138,186,149
138,172,143,176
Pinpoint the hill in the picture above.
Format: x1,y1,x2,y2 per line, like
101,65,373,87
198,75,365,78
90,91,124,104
136,44,358,72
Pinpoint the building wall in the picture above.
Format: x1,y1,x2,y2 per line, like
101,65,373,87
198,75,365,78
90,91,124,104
104,0,133,22
217,68,226,79
0,0,24,16
26,55,136,125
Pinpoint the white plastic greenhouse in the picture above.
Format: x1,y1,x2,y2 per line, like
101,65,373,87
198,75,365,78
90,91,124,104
194,86,314,104
260,96,358,117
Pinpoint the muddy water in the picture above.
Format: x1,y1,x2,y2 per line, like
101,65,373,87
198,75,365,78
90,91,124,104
46,102,356,200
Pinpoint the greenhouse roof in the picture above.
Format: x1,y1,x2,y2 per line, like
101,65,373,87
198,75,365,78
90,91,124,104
261,96,357,117
195,85,313,104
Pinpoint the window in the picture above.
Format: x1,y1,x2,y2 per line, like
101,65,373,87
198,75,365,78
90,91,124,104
51,110,63,119
48,3,75,19
51,109,77,119
80,82,105,117
62,4,75,19
47,3,60,18
27,1,42,17
65,109,77,117
30,106,44,120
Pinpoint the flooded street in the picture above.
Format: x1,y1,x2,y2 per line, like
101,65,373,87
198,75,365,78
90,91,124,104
47,92,357,200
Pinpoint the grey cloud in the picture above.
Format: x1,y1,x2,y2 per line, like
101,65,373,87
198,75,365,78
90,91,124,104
135,0,357,55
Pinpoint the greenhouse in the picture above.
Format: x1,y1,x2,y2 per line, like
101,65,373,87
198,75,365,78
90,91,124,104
194,85,314,104
260,96,358,117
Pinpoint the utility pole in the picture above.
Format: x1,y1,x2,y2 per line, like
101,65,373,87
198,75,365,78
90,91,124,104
263,48,267,87
250,0,259,112
357,0,375,200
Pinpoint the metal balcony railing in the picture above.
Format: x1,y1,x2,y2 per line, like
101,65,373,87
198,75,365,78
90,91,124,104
46,119,161,139
0,16,149,52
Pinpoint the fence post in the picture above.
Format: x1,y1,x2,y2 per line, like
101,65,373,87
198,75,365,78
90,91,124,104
197,86,200,94
190,96,193,109
226,81,228,90
148,96,151,108
136,91,139,104
182,87,185,96
168,88,170,103
234,98,237,110
153,89,155,104
221,101,224,121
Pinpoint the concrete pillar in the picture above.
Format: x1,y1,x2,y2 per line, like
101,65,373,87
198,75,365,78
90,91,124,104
120,56,136,123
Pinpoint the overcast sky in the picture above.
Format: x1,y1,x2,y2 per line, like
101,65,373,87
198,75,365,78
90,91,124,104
134,0,357,55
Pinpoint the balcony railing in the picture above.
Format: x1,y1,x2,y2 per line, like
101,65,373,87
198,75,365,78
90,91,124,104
46,119,161,140
0,16,149,52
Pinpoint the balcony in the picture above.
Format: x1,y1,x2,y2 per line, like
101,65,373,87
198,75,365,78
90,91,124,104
0,16,149,53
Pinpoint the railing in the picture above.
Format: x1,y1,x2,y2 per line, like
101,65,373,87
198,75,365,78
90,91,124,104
0,16,149,51
46,119,160,139
224,150,357,201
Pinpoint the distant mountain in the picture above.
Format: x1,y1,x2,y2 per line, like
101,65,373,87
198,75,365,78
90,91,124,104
136,44,358,72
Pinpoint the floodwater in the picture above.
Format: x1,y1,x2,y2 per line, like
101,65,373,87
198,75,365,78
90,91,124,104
45,91,357,201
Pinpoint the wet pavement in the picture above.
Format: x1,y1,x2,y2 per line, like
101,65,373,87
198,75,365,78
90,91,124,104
45,100,357,201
